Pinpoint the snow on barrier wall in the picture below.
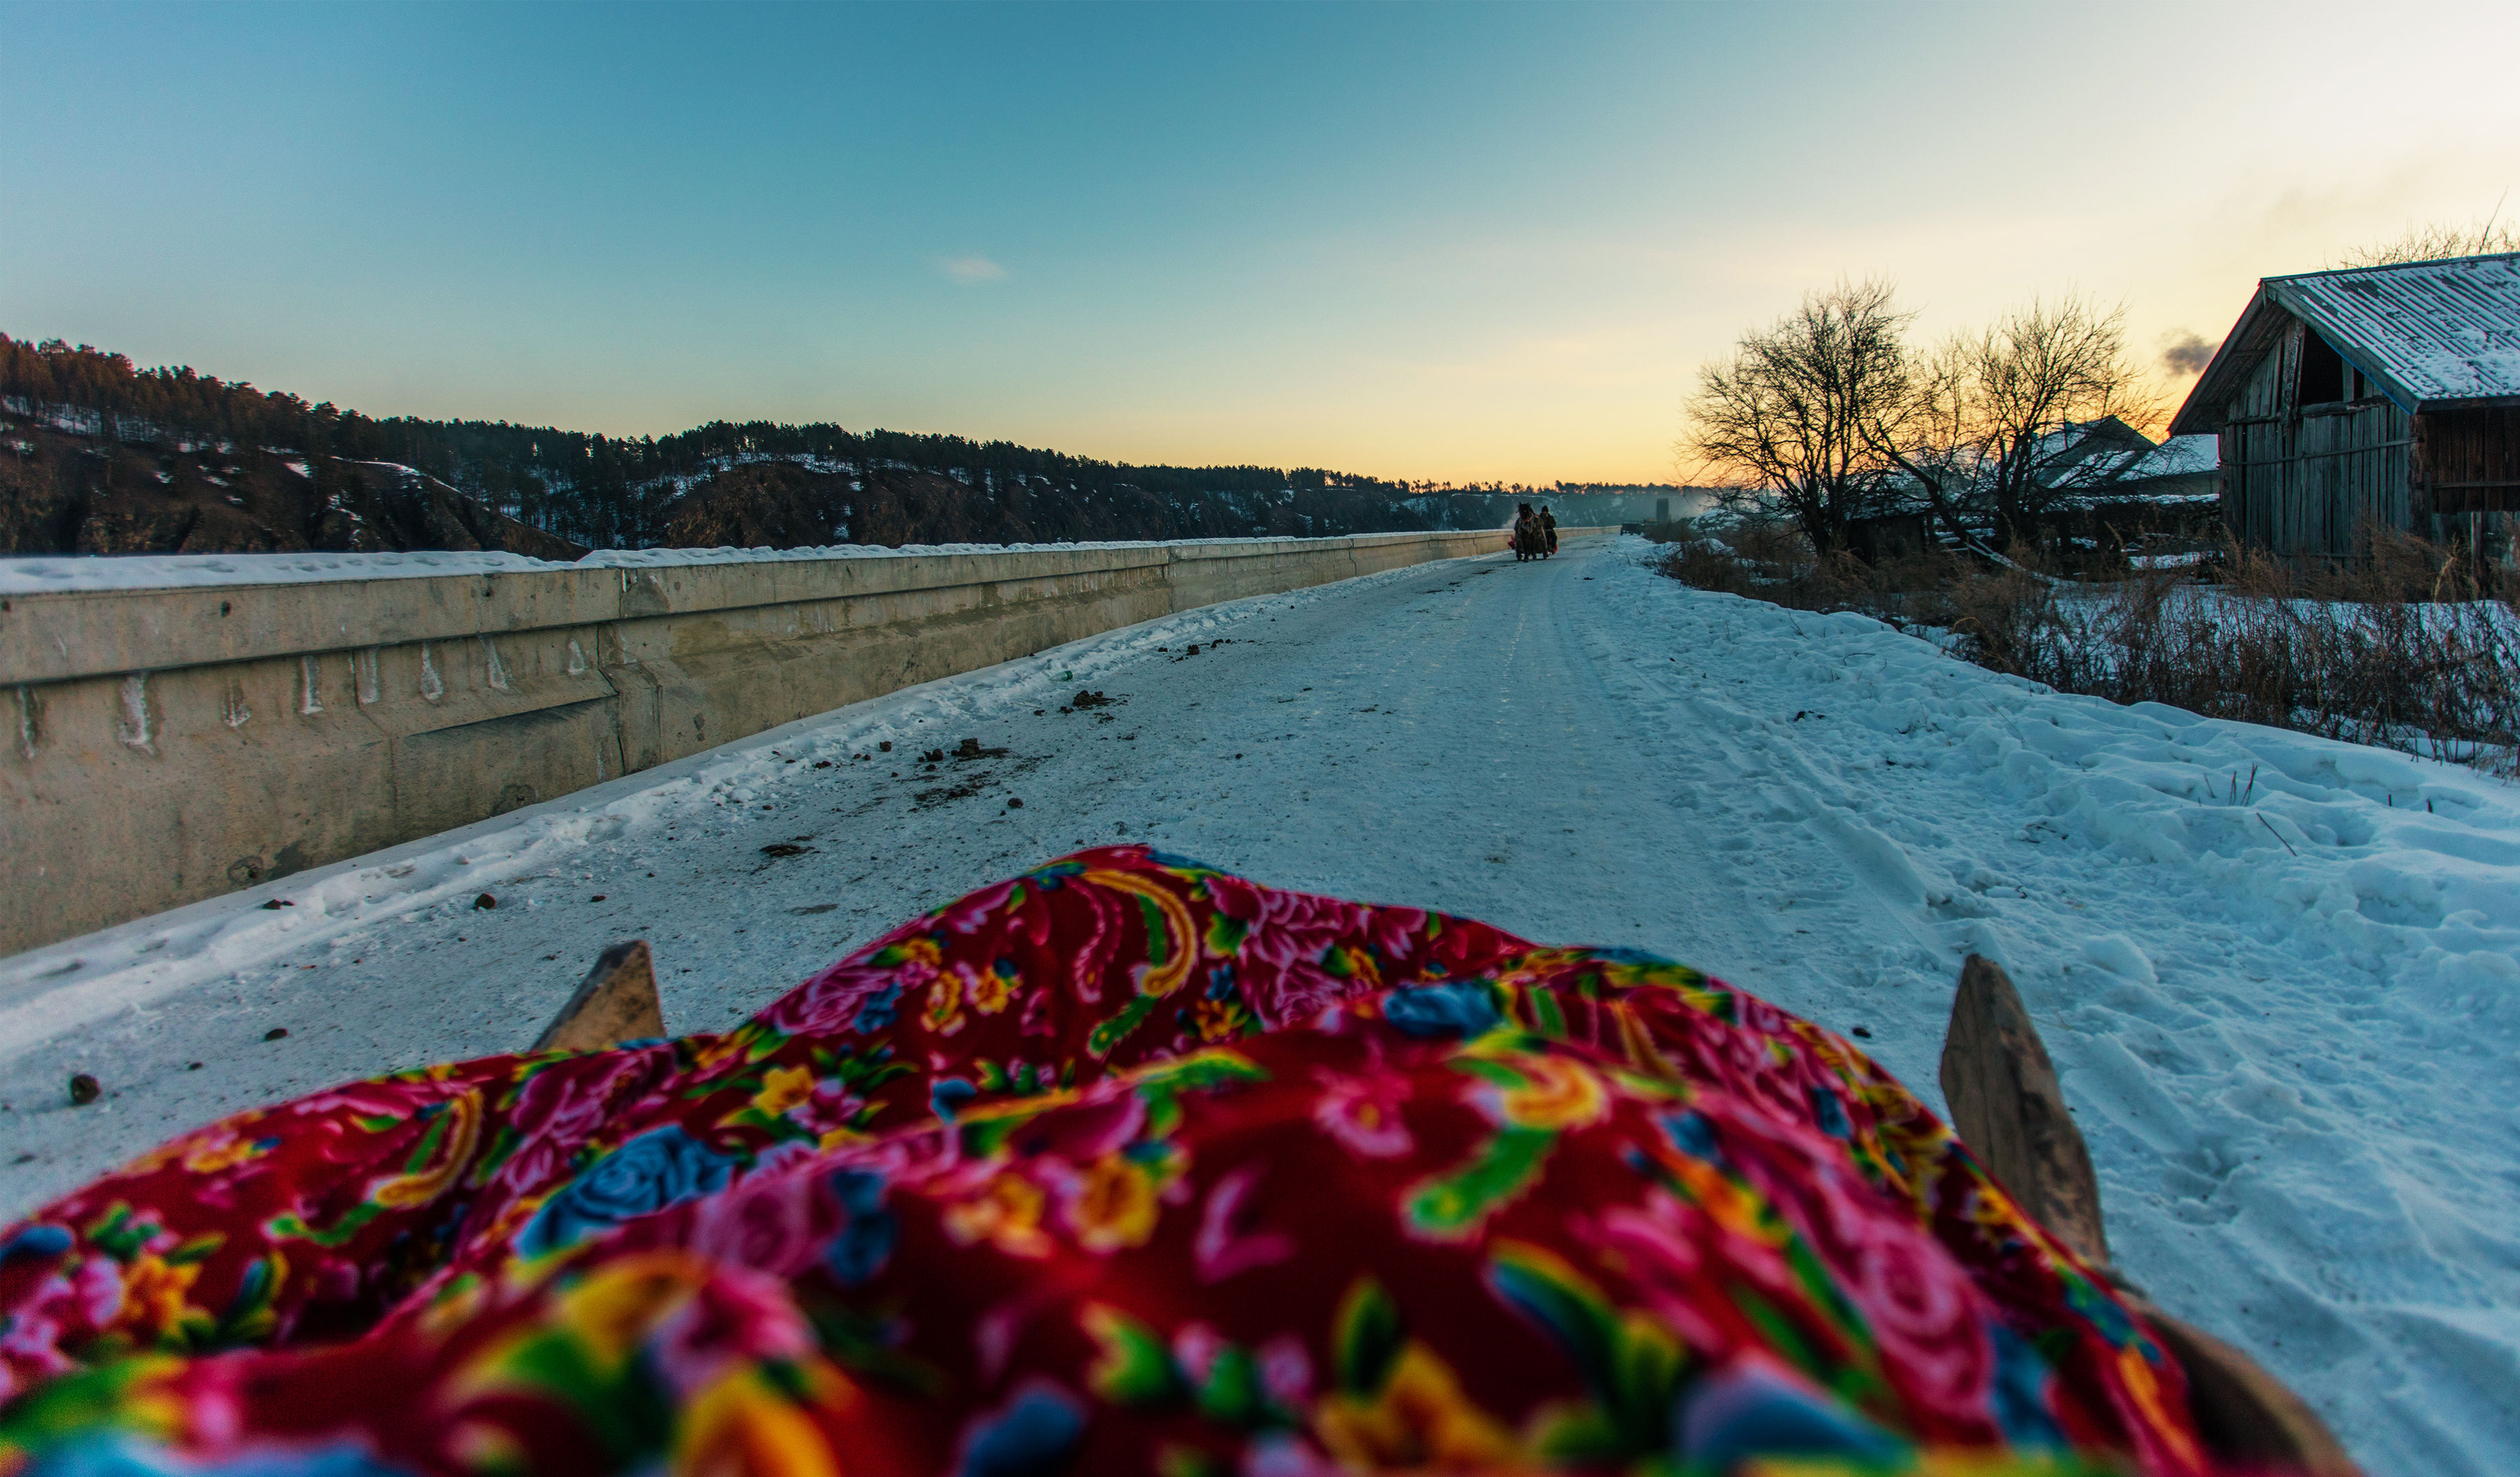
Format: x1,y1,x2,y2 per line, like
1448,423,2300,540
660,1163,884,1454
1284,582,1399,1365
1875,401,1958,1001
0,529,1598,957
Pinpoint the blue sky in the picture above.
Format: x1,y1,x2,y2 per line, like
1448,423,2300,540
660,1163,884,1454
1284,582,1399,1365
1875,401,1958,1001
5,1,2516,481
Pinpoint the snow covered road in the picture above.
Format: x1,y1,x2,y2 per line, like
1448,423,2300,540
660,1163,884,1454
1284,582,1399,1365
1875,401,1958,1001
5,535,2517,1475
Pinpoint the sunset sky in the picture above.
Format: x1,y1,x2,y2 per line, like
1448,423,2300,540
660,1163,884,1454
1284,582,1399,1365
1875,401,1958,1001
5,1,2516,484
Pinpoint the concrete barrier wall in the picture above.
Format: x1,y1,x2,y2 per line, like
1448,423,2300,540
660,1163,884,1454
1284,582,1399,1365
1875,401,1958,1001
1,528,1600,955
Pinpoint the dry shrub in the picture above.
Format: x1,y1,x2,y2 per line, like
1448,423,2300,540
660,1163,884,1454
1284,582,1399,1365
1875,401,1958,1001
1655,525,2520,772
1727,519,1816,573
1978,574,2520,771
2218,523,2498,606
1655,525,1975,630
1661,538,1758,596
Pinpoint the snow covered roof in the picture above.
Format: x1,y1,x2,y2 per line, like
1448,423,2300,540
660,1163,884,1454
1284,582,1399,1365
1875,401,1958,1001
2125,433,2216,479
1868,422,2214,515
2024,416,2155,484
2170,252,2520,434
2031,419,2217,494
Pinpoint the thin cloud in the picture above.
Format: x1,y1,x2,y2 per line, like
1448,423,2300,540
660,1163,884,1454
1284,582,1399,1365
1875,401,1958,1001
940,254,1007,284
2159,330,2217,377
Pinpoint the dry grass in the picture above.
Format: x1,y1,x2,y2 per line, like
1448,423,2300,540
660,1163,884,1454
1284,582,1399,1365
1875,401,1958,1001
1650,519,1974,627
1655,524,2520,773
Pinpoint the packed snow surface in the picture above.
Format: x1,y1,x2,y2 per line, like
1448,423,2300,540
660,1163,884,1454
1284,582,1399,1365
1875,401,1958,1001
4,536,2514,1476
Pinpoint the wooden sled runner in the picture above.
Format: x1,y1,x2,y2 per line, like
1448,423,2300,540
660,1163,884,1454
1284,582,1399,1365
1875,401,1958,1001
532,939,664,1053
529,941,2357,1472
1941,954,2359,1476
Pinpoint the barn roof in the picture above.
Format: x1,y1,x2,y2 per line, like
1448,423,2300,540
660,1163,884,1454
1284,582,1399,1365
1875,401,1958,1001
2168,251,2520,435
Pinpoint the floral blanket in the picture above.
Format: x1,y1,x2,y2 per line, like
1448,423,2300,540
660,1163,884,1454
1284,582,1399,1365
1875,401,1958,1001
2,848,2217,1476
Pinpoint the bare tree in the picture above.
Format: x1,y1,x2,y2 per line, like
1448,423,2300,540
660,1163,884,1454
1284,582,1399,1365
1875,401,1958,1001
1683,279,1911,553
1870,294,2163,549
2335,208,2517,267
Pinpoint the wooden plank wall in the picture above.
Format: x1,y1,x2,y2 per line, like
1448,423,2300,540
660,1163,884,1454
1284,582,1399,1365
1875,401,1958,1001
2420,407,2520,514
2293,401,2411,560
2218,319,2416,564
2218,323,2296,553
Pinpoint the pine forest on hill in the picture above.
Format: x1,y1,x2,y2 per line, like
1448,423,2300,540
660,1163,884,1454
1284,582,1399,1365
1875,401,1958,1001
0,335,1695,559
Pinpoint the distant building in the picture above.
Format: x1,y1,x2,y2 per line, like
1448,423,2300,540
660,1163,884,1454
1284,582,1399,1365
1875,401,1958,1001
2023,415,2157,486
2168,251,2520,565
2019,417,2220,506
1849,417,2221,562
2110,433,2219,503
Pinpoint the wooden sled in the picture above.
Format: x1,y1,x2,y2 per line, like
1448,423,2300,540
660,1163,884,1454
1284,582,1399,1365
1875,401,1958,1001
1940,954,2358,1475
527,941,2354,1470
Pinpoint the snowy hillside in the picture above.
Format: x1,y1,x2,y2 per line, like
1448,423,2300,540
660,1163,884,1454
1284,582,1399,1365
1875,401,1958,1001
1,536,2511,1475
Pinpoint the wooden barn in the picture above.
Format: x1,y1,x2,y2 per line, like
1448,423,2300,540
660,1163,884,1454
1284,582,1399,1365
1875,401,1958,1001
2168,251,2520,567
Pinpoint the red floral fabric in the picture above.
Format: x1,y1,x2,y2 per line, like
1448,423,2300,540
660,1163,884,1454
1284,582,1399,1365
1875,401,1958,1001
1,847,2216,1476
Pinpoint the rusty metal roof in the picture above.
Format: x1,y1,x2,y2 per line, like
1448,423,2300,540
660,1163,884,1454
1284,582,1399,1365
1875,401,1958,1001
2169,251,2520,435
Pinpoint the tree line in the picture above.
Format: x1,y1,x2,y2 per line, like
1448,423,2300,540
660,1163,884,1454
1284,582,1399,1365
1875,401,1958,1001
0,335,1585,549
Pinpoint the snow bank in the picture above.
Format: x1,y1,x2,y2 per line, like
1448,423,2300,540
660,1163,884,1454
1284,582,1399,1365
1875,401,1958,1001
0,531,1492,595
572,534,1366,570
0,549,568,593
